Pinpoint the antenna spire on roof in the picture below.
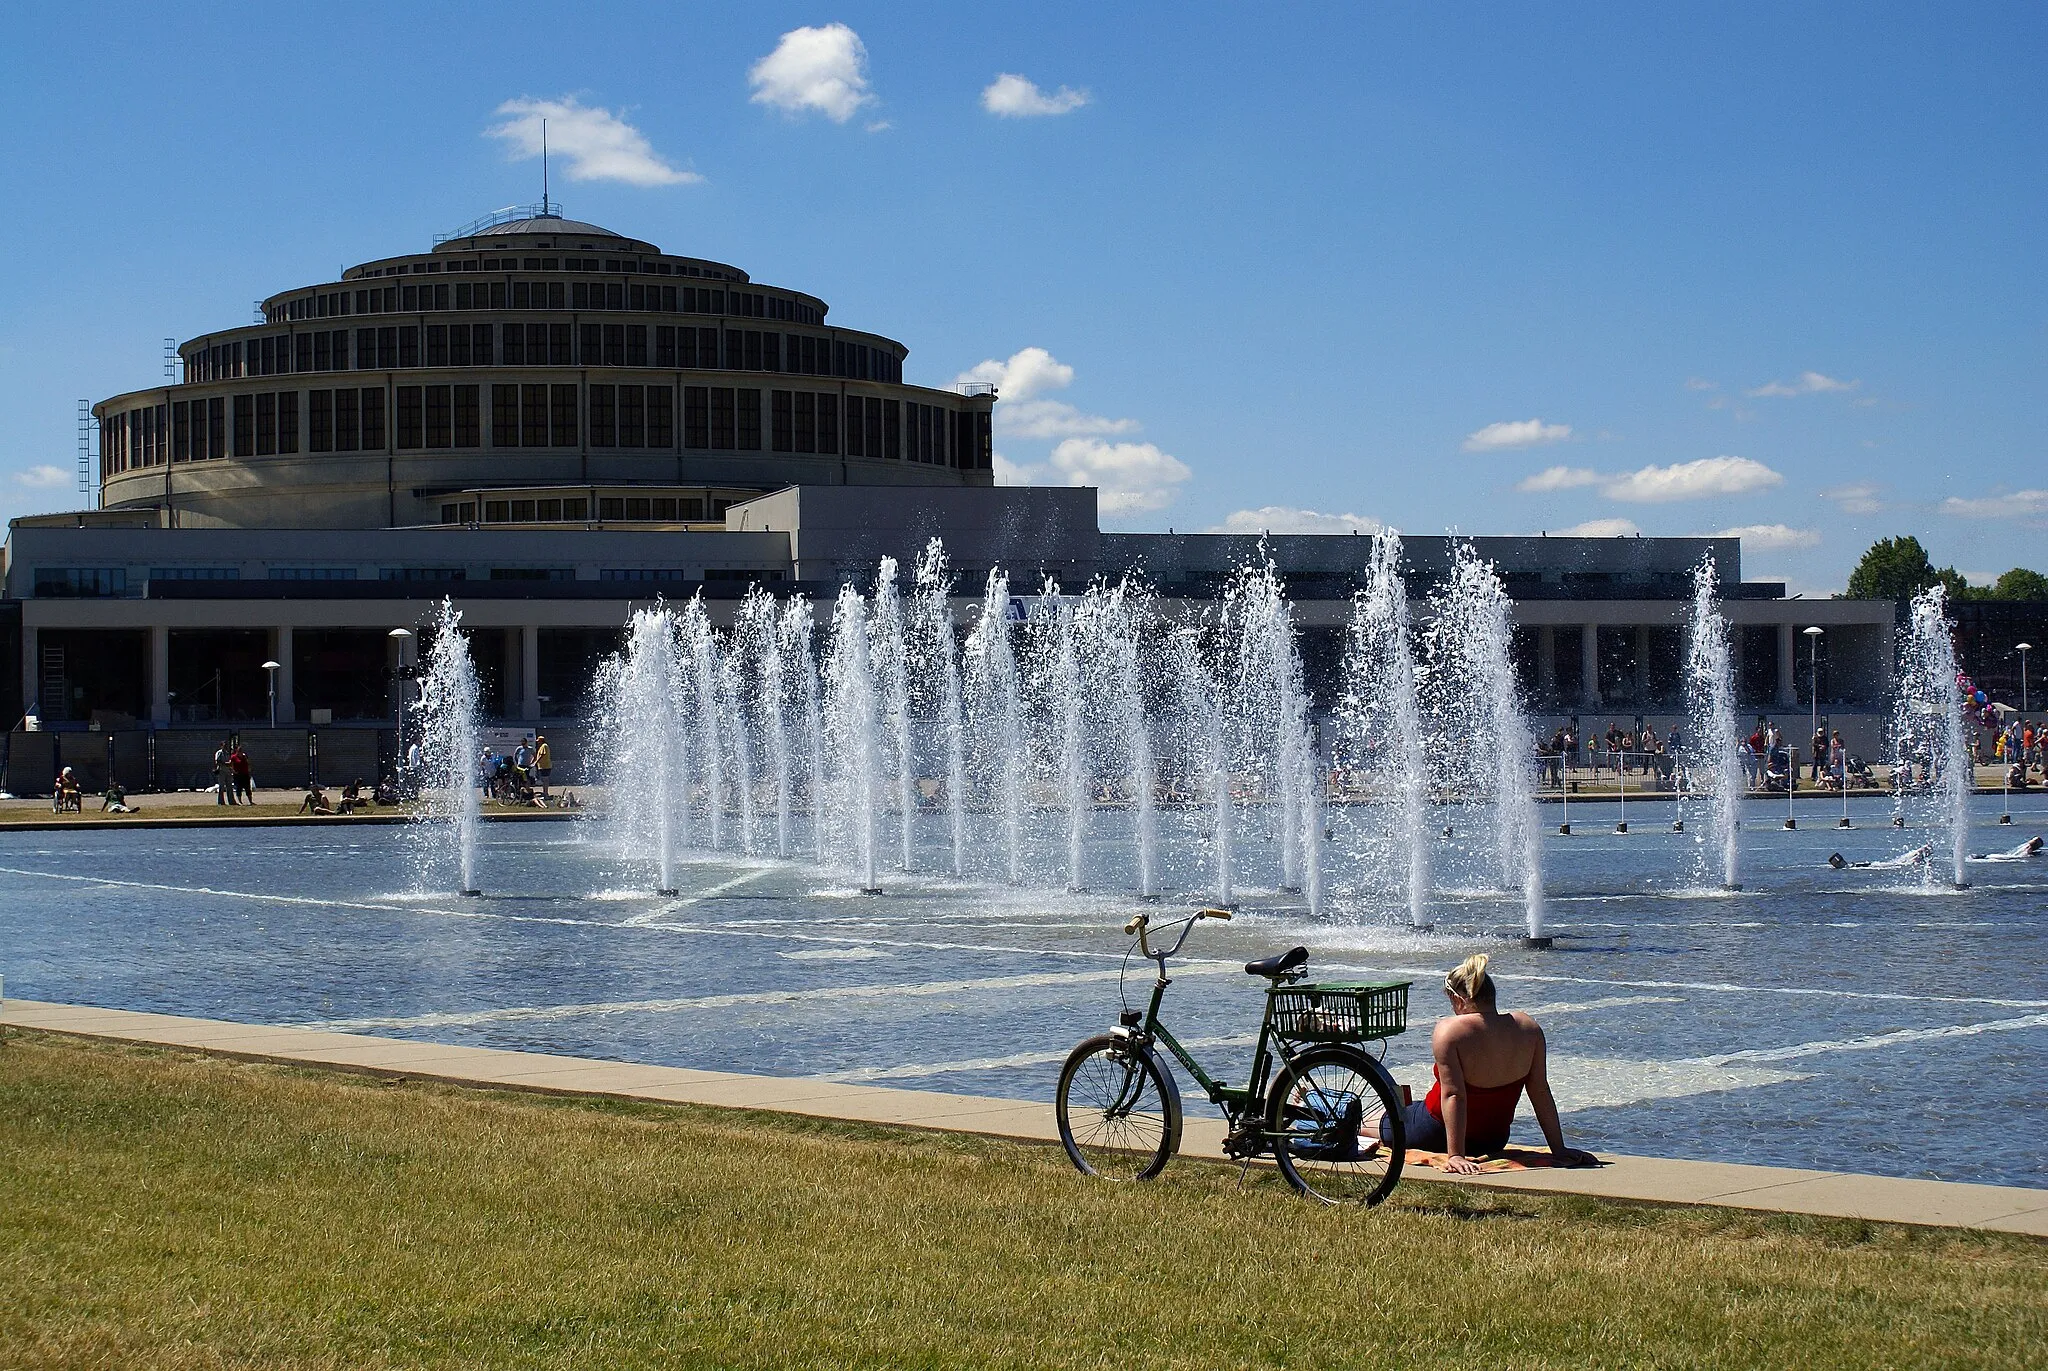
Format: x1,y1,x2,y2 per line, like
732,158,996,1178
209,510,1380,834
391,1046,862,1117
542,118,550,215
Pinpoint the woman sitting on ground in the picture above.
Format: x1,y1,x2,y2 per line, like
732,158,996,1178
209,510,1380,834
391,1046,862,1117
1378,953,1598,1172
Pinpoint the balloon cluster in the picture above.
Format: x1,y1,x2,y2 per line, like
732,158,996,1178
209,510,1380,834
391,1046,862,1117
1957,671,1998,728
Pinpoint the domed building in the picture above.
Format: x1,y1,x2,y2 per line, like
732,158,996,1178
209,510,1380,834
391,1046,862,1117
92,205,994,530
1,206,1897,796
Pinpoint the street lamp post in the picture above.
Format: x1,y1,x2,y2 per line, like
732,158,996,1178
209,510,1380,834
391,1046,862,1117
261,660,281,729
2019,642,2032,716
1788,626,1823,830
389,628,415,779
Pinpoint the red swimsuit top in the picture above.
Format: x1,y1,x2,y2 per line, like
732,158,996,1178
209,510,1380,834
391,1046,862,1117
1425,1065,1528,1155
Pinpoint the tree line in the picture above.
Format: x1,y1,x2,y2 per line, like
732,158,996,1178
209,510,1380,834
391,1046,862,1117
1842,536,2047,601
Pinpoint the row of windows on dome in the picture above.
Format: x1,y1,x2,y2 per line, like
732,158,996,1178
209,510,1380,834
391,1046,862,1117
274,280,817,326
100,386,994,472
182,325,904,384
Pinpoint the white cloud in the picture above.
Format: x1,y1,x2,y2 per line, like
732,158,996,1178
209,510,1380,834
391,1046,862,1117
1207,506,1382,536
1464,418,1572,452
981,73,1090,117
748,24,874,123
1746,370,1858,398
1939,490,2048,519
1599,456,1783,503
992,452,1042,485
995,399,1138,440
953,346,1073,401
1685,378,1719,392
1555,518,1641,537
1048,438,1190,515
1516,465,1604,493
1822,482,1882,514
13,465,70,489
486,97,697,187
1717,523,1822,550
1518,456,1783,503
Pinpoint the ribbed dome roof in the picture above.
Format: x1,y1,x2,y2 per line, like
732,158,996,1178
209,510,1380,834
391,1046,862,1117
469,216,630,240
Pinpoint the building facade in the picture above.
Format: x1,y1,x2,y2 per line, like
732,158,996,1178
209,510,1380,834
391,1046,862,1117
1,208,1905,794
91,205,995,531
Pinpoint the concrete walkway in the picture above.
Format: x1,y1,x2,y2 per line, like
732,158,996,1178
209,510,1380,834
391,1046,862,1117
5,997,2043,1236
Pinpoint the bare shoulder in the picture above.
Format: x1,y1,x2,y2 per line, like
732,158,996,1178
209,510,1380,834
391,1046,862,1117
1432,1014,1480,1047
1509,1010,1547,1040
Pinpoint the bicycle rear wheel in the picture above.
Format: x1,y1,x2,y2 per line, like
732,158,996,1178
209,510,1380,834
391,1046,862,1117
1267,1046,1405,1205
1056,1034,1182,1181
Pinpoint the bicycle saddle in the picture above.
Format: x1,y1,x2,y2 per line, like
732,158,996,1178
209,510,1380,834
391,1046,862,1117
1245,946,1308,978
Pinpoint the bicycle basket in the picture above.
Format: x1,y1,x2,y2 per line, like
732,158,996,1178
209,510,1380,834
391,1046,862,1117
1269,981,1409,1043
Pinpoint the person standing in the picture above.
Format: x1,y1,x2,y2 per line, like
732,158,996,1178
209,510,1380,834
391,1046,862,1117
534,732,554,800
1811,723,1828,782
213,742,236,806
231,744,253,803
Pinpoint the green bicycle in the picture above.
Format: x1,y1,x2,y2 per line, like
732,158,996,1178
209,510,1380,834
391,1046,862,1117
1055,908,1413,1205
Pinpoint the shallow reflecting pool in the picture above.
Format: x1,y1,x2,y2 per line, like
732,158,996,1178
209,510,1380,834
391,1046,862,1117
3,793,2043,1189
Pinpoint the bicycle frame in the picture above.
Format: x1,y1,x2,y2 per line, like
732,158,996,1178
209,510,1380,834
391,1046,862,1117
1117,911,1302,1129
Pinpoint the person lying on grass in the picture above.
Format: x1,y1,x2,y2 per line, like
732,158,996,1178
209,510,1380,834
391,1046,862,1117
1375,953,1599,1174
297,786,334,815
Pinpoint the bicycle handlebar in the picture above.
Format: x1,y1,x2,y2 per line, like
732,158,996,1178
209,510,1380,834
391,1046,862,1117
1124,907,1231,962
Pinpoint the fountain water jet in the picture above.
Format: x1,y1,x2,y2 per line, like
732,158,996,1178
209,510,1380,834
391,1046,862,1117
965,573,1026,885
1421,544,1546,941
913,542,968,878
414,598,483,896
1337,531,1432,926
825,584,883,891
1683,555,1744,890
871,559,917,872
1895,584,1972,887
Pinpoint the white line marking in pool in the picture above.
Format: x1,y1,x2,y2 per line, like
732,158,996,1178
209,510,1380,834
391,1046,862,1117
300,963,1242,1032
1682,1012,2048,1066
8,864,2043,1013
619,870,770,925
1329,961,2048,1011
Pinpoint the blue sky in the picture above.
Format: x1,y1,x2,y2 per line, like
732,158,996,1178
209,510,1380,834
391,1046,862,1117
2,3,2041,592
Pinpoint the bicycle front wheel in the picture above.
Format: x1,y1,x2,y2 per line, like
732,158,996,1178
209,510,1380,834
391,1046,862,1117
1267,1046,1405,1205
1056,1034,1182,1181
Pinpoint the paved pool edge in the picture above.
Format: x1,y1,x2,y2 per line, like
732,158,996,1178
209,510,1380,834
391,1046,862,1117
5,997,2043,1236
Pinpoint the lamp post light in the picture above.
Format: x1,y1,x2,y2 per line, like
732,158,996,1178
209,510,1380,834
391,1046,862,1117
388,628,415,773
261,660,281,729
2019,642,2032,716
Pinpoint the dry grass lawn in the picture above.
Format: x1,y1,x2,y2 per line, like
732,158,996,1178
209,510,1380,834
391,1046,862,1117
1,1031,2040,1369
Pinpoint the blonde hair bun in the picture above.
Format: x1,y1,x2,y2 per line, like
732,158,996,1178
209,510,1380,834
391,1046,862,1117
1445,952,1495,1004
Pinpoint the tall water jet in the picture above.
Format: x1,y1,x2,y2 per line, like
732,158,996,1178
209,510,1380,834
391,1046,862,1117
825,584,882,891
1048,587,1089,892
679,597,724,851
1422,544,1545,940
415,598,483,896
1683,555,1744,889
599,604,690,892
1098,581,1159,899
781,595,827,865
965,572,1026,884
718,650,758,857
913,541,968,878
1225,562,1321,909
1895,584,1972,886
1171,625,1234,906
871,559,917,872
743,588,793,859
1337,531,1431,926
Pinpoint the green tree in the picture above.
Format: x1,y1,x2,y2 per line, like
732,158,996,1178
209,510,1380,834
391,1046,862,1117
1989,566,2048,600
1844,536,1941,599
